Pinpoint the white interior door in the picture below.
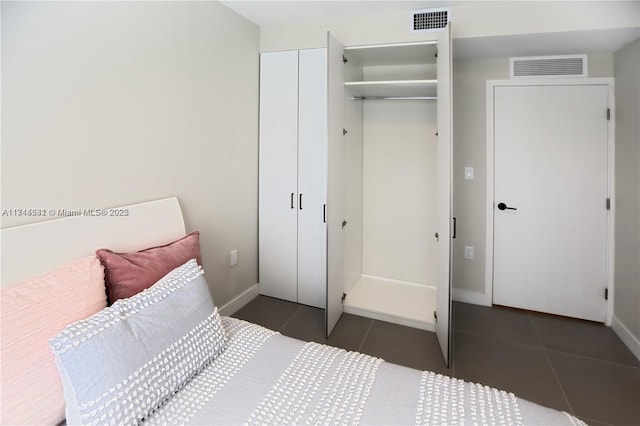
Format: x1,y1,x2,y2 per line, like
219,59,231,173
326,32,345,337
258,51,299,302
493,83,609,322
435,23,453,366
298,48,327,309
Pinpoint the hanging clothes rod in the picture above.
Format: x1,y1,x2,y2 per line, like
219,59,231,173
352,96,437,100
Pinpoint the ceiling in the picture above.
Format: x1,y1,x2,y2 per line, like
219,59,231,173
221,1,640,59
221,1,454,27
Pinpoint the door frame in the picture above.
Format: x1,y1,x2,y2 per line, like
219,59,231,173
485,78,615,325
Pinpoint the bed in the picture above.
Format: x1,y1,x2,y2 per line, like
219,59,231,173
1,198,585,425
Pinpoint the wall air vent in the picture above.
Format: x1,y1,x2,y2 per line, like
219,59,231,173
510,55,588,79
410,7,451,33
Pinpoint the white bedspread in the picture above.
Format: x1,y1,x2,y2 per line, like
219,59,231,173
144,317,585,426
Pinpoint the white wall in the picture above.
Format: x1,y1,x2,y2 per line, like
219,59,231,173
613,38,640,357
361,99,437,285
451,1,638,39
1,1,260,308
451,57,508,299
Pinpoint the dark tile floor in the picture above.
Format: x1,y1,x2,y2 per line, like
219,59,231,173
232,296,640,426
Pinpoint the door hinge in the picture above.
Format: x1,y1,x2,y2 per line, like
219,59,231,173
607,108,611,121
435,51,438,59
433,310,438,323
343,128,348,135
605,288,608,300
342,292,347,302
606,198,611,210
342,55,348,64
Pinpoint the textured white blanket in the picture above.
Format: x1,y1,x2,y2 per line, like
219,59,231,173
145,317,585,426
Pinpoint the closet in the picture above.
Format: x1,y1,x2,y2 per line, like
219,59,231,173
338,33,452,364
258,48,327,309
259,27,452,365
343,41,440,328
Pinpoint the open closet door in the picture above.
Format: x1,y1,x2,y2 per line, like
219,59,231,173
326,31,345,337
435,23,453,366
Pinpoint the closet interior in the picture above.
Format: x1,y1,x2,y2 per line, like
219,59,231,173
342,41,441,331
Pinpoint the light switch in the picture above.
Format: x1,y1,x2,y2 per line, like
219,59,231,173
465,167,474,180
230,250,238,266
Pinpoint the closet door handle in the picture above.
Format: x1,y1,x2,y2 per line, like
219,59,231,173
452,217,457,239
291,193,295,209
299,194,303,210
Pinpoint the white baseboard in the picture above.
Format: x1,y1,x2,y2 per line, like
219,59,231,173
611,315,640,362
360,274,437,290
218,283,260,317
452,288,491,307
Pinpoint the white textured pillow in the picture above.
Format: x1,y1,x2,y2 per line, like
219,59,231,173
49,259,226,426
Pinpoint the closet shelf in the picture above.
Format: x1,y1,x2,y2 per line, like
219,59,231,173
344,42,437,67
344,80,437,98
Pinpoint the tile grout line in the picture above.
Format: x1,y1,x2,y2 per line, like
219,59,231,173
544,347,640,369
453,327,640,371
528,311,576,417
357,319,375,352
455,329,545,350
278,305,304,333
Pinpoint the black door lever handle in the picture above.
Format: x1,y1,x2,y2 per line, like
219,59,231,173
497,202,517,211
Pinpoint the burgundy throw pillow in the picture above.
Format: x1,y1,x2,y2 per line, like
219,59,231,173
96,231,202,304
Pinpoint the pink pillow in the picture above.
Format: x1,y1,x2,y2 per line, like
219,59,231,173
96,231,202,304
0,256,107,426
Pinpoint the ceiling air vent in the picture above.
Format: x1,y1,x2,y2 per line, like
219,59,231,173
510,55,588,78
410,7,451,33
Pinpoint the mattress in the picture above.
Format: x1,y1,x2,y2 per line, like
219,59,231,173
144,317,585,425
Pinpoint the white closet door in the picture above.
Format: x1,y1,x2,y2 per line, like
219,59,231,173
298,48,328,309
259,50,299,302
326,32,345,336
435,24,453,367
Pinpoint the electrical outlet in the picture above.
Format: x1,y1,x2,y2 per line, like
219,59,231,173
230,250,238,266
464,246,474,260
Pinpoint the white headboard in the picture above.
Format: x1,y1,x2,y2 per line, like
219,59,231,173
1,197,186,288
